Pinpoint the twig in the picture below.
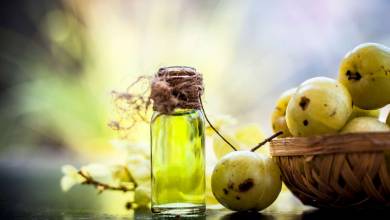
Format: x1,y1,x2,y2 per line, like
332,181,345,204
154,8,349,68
123,166,138,188
78,171,135,193
199,95,238,151
250,131,283,152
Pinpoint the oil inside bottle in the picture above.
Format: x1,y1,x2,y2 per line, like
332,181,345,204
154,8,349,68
151,109,205,215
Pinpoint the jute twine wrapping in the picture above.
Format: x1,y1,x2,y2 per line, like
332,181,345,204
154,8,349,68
270,132,390,209
150,66,204,114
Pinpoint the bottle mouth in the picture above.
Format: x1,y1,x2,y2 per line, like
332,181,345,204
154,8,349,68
157,66,197,77
151,66,204,114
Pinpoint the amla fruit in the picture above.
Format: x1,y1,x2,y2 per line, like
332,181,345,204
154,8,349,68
347,105,380,122
271,88,296,137
211,151,281,211
340,117,390,133
286,77,352,137
339,43,390,110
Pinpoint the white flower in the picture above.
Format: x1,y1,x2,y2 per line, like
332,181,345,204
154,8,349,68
110,165,132,184
80,163,113,183
134,185,151,206
60,165,84,192
126,155,150,183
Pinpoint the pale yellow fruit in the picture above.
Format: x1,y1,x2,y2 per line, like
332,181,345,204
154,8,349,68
211,151,281,211
348,105,380,122
255,156,283,210
271,88,296,137
134,185,151,206
338,43,390,110
286,77,352,137
340,117,390,133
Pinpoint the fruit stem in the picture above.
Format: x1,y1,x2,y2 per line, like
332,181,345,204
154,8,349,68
199,95,238,151
250,131,283,152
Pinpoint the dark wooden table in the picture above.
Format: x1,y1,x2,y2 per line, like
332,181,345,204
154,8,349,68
0,158,389,219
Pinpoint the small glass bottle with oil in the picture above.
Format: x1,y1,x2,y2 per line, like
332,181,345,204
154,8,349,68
150,67,205,215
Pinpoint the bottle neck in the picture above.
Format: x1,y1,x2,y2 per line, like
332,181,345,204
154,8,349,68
155,108,197,116
151,108,202,124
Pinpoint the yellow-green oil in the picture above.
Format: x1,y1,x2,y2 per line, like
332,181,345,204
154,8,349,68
151,109,205,214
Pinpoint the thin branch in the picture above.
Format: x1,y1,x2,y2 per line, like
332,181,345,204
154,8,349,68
199,95,238,151
123,167,138,188
250,131,283,152
78,171,135,193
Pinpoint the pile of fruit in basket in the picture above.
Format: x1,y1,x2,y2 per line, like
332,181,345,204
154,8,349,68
271,43,390,138
211,42,390,212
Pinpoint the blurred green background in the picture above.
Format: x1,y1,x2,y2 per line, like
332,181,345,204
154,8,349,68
0,0,390,217
1,0,389,161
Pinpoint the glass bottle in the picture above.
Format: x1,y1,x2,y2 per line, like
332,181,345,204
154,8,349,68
150,107,205,215
151,108,205,214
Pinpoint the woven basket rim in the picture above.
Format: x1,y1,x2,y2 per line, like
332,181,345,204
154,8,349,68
270,132,390,157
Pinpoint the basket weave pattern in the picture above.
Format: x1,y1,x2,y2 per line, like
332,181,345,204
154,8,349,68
270,132,390,209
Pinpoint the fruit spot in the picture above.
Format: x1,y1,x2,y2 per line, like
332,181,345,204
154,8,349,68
236,196,240,200
125,202,132,210
324,104,328,107
346,70,362,81
330,110,336,117
299,96,310,111
303,120,309,126
238,178,254,192
228,181,234,190
223,188,229,195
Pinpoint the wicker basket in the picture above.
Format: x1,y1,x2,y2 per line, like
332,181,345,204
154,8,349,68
270,132,390,209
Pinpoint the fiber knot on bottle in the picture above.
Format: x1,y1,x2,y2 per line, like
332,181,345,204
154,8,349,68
150,66,204,114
